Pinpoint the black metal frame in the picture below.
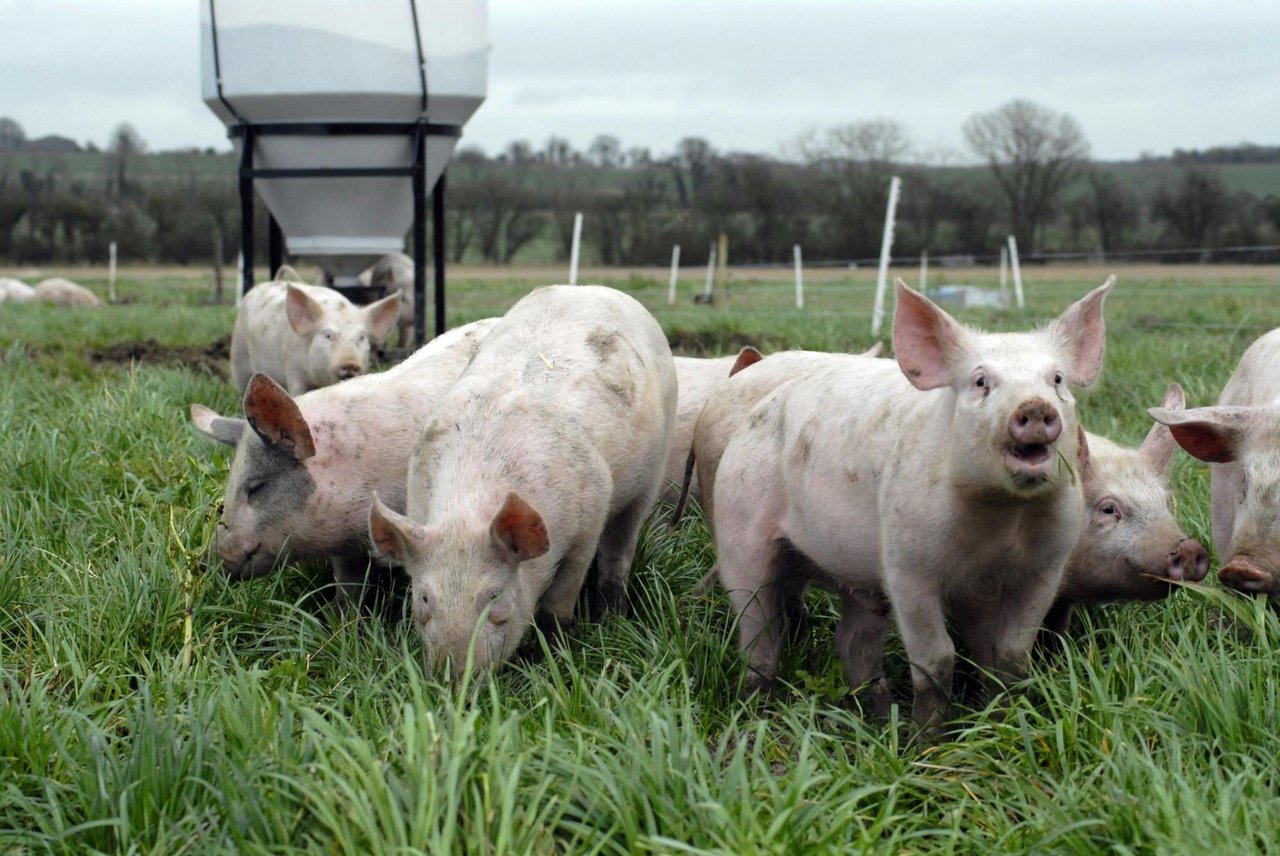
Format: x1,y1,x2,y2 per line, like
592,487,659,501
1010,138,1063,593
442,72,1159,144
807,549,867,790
230,120,459,341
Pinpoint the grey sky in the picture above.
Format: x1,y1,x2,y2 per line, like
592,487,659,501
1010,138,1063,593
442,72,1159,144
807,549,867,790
3,0,1277,161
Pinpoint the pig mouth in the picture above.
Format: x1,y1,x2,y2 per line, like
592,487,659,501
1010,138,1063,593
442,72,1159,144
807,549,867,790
1005,442,1054,481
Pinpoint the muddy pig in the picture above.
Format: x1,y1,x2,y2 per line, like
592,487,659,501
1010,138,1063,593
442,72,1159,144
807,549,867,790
368,285,677,675
192,318,496,604
711,277,1111,732
1150,327,1280,597
231,280,402,395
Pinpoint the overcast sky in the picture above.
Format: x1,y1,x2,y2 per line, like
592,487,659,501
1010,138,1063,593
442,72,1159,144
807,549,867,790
3,0,1277,162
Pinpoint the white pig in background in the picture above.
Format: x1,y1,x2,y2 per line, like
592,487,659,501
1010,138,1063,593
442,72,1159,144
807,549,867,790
712,277,1111,732
34,277,102,307
0,277,36,302
1150,328,1280,597
368,285,677,675
230,280,402,395
368,252,416,347
192,318,497,604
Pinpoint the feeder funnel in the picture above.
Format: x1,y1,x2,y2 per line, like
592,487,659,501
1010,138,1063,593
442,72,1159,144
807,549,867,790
200,0,488,284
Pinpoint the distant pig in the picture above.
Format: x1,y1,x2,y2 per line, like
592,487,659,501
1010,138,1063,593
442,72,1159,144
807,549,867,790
711,277,1111,732
192,318,497,603
368,285,677,674
34,277,101,307
663,348,764,503
1150,328,1280,597
1046,383,1209,635
368,252,416,347
230,280,402,395
0,277,36,302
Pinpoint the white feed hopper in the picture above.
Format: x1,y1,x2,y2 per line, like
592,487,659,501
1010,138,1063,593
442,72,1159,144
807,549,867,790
199,0,488,284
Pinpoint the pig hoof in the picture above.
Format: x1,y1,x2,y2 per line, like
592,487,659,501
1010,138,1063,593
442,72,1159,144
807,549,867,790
592,581,631,620
860,679,893,720
744,671,778,697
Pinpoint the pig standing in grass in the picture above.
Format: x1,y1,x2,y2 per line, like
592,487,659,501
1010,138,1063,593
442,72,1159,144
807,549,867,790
231,280,402,395
0,277,36,302
368,252,416,347
368,285,677,674
1150,328,1280,597
192,318,497,603
711,277,1111,732
34,277,101,307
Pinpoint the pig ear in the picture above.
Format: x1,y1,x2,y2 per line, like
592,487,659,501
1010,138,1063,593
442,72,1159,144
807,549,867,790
1048,275,1113,388
1138,383,1185,475
1076,423,1091,478
490,491,550,563
729,346,763,377
364,291,403,343
1146,405,1257,464
368,493,429,566
892,278,970,391
285,284,324,336
243,373,316,460
190,403,246,447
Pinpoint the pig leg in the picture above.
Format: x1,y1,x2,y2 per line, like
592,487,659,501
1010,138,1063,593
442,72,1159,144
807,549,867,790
330,555,374,613
834,589,893,718
539,540,599,628
955,573,1061,697
885,575,953,735
717,537,789,692
592,497,653,618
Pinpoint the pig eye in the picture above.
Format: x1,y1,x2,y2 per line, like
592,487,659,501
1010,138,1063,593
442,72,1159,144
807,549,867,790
973,372,987,390
1053,371,1064,386
245,480,266,500
1097,498,1122,520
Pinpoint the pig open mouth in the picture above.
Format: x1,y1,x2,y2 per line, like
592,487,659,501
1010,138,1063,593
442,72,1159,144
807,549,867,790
1006,442,1054,480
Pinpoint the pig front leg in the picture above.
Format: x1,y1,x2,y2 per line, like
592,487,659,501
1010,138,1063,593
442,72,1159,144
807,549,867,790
834,589,893,718
537,541,598,630
885,573,954,737
955,569,1063,693
593,497,653,619
330,554,377,613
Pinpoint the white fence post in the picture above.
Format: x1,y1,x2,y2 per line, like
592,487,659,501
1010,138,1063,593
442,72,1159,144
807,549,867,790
108,241,118,303
999,245,1009,297
1007,234,1025,308
918,249,928,294
235,251,244,308
870,175,902,337
793,244,804,309
568,211,584,286
667,244,681,306
703,243,716,300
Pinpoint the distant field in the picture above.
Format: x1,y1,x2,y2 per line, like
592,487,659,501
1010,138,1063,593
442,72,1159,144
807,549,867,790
2,263,1280,852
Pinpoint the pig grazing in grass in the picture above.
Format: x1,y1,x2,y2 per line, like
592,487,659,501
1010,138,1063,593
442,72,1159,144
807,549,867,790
712,277,1112,732
663,348,763,503
34,277,101,307
231,280,402,395
192,318,497,603
368,285,677,675
1045,383,1209,636
0,277,36,302
1150,328,1280,597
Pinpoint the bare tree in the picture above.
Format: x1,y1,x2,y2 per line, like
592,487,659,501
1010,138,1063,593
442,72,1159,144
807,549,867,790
0,117,25,151
963,99,1089,251
587,134,623,169
1078,169,1139,255
1152,167,1229,248
108,122,147,199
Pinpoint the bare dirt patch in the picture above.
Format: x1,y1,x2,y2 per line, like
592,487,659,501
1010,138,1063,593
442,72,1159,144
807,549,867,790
88,335,231,379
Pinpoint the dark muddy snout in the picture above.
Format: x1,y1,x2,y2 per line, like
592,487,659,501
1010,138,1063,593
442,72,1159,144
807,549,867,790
1218,555,1280,595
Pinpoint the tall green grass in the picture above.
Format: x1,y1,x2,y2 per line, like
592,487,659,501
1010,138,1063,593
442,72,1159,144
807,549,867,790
2,268,1279,853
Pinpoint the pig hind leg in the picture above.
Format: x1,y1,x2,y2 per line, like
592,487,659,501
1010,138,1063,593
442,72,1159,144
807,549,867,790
592,496,655,619
834,589,894,718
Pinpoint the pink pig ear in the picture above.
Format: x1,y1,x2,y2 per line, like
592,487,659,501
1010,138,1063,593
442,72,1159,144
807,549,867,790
490,492,550,563
1147,404,1256,464
368,493,428,566
892,278,970,390
364,290,403,343
1049,276,1113,388
729,346,764,377
1138,383,1185,476
243,373,316,460
284,284,324,336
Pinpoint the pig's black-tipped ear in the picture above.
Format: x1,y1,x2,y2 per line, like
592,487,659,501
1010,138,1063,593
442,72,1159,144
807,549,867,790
892,278,970,391
190,404,246,446
368,493,428,566
490,492,549,563
1147,404,1256,464
729,346,764,377
243,373,316,460
284,283,324,336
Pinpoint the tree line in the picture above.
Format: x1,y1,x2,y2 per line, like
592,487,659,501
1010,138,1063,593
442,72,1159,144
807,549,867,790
2,102,1279,269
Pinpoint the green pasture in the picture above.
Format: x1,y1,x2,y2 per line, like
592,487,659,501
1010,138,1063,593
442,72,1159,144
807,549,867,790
2,265,1279,853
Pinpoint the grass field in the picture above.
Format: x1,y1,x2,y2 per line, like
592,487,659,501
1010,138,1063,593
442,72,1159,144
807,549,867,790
3,263,1280,853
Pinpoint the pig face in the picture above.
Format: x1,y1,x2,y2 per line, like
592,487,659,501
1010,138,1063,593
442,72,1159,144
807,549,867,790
1150,403,1280,595
369,491,550,674
192,374,319,579
286,284,401,386
1062,385,1209,602
892,277,1112,498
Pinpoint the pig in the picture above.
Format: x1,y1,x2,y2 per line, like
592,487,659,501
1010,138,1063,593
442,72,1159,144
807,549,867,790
1045,382,1209,635
367,284,677,675
711,277,1111,732
230,280,402,395
367,252,416,348
34,277,101,307
1149,327,1280,597
191,318,497,603
0,277,36,302
663,348,764,504
687,364,1207,645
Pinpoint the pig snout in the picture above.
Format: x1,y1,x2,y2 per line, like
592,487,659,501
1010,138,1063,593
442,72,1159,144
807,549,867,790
336,362,363,380
217,535,273,580
1164,539,1209,583
1009,398,1062,446
1218,556,1280,595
